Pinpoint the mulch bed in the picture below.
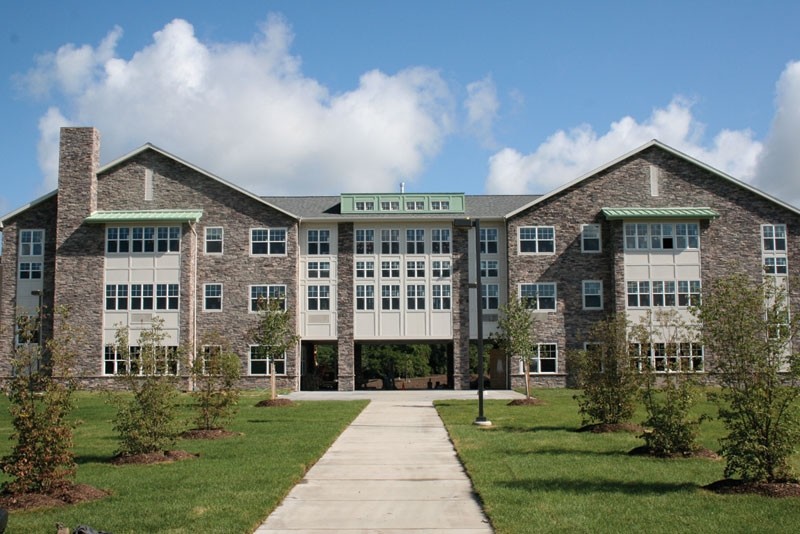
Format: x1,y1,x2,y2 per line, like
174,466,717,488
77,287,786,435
703,478,800,497
628,445,721,460
507,397,546,406
577,422,645,433
181,428,241,440
0,483,110,511
111,450,199,465
255,398,295,407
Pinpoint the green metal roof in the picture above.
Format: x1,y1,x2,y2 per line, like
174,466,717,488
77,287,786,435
601,207,719,220
85,209,203,223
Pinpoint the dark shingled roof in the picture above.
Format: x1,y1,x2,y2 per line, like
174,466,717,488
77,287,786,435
262,194,541,220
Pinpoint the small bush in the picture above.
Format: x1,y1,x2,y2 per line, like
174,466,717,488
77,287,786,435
640,373,705,456
191,335,241,431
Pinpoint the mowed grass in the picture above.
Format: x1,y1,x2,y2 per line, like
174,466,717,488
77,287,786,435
436,389,800,534
0,392,367,534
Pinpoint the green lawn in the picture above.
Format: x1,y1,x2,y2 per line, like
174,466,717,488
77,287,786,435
436,389,800,534
0,392,367,534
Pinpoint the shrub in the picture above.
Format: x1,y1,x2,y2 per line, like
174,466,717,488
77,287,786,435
191,334,241,431
640,372,705,456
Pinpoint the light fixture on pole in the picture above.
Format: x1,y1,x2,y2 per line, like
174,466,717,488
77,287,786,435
453,218,491,427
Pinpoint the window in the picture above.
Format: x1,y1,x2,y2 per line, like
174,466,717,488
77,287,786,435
308,261,331,278
381,284,400,310
524,343,557,373
130,284,154,310
249,346,285,375
481,260,499,278
307,285,330,311
157,227,181,252
678,280,701,307
406,229,425,254
199,345,221,375
355,201,375,211
432,284,451,310
19,262,42,280
582,281,603,310
104,346,127,375
765,257,788,275
625,224,649,250
480,228,498,254
205,227,223,254
431,229,451,254
483,284,499,310
381,201,400,211
581,224,601,252
104,345,178,376
204,284,222,311
105,284,128,310
307,230,331,255
356,285,375,310
156,284,179,310
20,229,44,256
624,223,699,250
106,228,129,253
431,200,450,211
250,285,286,312
629,342,704,372
381,261,400,278
432,260,451,278
132,227,155,253
407,284,425,310
520,283,556,311
652,281,676,307
381,229,400,254
519,226,555,254
406,200,424,211
762,224,787,251
251,228,287,255
356,261,374,278
355,229,374,254
627,281,651,307
406,260,425,278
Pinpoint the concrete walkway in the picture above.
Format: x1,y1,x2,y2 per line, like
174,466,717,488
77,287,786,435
253,390,522,533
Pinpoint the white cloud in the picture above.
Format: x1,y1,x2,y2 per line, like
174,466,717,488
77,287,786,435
485,98,764,195
22,15,454,195
754,60,800,207
464,76,499,148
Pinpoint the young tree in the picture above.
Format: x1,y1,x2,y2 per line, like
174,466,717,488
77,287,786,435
112,318,182,456
252,297,300,401
492,297,537,399
191,333,241,431
694,273,800,482
571,313,641,426
2,307,81,495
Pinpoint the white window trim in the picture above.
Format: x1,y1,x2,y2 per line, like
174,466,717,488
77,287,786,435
203,283,223,312
248,345,287,376
204,227,224,255
519,343,558,374
581,224,602,253
582,280,603,310
518,226,556,255
249,284,287,313
518,282,557,312
250,228,288,257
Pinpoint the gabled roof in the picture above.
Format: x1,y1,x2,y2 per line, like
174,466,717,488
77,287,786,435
504,140,800,219
0,190,58,228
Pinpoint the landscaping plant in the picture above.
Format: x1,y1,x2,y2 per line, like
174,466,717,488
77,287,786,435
191,333,241,431
492,297,537,399
251,297,300,401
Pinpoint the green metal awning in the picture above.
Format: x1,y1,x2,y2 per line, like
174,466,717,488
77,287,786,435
601,207,719,220
85,209,203,223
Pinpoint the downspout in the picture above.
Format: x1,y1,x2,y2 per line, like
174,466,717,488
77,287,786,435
189,221,198,391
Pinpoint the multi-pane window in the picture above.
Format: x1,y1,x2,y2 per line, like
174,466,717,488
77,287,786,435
407,284,426,310
765,257,788,275
652,281,676,307
105,284,128,310
483,284,499,310
105,283,180,311
406,229,425,254
630,343,704,372
307,285,331,311
520,283,556,311
677,280,701,306
763,224,788,276
355,201,375,211
130,284,154,310
524,344,557,373
356,285,375,310
480,228,498,254
356,261,375,278
627,280,699,307
581,224,601,253
582,281,603,309
307,230,331,255
106,228,130,253
382,285,401,310
20,229,44,256
199,345,221,375
103,345,179,376
431,229,451,253
624,223,699,250
519,226,555,253
381,201,400,211
432,260,451,278
204,284,222,311
157,227,181,252
205,227,223,254
627,281,651,307
432,284,451,310
431,200,450,210
406,260,425,278
381,229,400,254
481,260,499,278
156,284,180,310
249,346,286,375
19,262,42,279
132,227,155,252
250,285,286,311
406,200,424,211
381,261,400,278
355,229,375,254
251,228,287,255
308,261,331,278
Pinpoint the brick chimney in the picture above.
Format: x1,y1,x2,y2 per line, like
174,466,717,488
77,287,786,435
56,127,100,247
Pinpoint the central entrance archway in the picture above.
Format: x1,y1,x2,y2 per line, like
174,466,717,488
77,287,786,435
355,342,454,390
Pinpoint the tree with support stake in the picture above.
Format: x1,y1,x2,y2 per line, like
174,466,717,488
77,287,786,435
252,297,300,405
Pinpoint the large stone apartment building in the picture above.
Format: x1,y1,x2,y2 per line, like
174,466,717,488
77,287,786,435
1,127,798,391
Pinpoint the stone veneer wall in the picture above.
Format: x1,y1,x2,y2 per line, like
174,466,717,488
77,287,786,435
451,224,471,389
506,146,800,387
336,223,355,390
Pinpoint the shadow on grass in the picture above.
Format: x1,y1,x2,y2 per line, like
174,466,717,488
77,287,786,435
493,446,637,458
499,425,578,433
500,477,698,495
75,454,115,465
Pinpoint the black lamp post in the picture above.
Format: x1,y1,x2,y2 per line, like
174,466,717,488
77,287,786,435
453,218,491,427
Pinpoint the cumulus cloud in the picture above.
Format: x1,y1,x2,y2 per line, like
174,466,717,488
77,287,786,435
464,76,499,148
754,60,800,207
20,15,455,195
486,97,764,195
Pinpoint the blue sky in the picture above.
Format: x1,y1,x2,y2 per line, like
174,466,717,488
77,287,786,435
2,1,800,216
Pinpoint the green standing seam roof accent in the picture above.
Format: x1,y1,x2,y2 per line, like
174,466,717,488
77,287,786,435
601,207,719,220
85,209,203,223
